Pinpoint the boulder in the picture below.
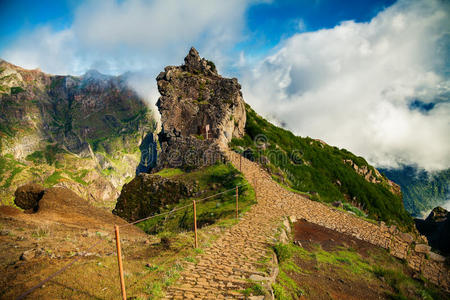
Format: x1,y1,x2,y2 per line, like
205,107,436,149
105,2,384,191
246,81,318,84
399,232,414,244
14,183,45,211
428,251,446,262
415,243,431,254
113,173,196,222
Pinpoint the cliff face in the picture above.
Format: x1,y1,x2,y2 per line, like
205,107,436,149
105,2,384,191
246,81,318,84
0,60,155,206
155,48,246,170
415,207,450,255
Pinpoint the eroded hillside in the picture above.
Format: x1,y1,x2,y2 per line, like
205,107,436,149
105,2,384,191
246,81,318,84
0,60,156,207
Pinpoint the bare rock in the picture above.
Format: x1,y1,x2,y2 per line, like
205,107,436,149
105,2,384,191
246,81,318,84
249,274,270,282
415,243,431,254
279,229,289,244
14,183,45,211
248,296,265,300
283,218,291,234
399,232,414,244
20,249,36,261
428,251,446,262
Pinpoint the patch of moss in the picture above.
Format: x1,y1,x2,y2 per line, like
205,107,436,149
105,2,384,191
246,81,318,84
154,168,185,178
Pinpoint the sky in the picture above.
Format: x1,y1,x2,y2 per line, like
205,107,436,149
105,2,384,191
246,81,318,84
0,0,449,172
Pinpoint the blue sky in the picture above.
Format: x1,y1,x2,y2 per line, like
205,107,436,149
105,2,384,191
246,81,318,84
1,0,395,61
0,0,449,171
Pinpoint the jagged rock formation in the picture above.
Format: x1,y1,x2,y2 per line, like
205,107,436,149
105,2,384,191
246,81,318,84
0,59,155,205
344,159,401,195
113,174,196,222
415,207,450,255
156,47,246,170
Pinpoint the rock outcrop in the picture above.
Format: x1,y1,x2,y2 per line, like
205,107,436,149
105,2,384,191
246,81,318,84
14,183,45,211
343,159,401,195
415,206,450,255
113,174,197,222
156,47,246,170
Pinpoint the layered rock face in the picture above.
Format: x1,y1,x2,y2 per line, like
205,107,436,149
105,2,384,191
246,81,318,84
156,48,246,170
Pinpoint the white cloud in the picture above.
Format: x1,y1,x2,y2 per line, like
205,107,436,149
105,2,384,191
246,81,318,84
1,0,254,78
241,0,450,171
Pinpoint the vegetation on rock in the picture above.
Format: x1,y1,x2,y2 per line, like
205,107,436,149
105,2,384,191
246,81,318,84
117,163,256,234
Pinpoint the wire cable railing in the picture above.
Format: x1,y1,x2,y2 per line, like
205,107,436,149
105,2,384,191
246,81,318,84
14,178,255,300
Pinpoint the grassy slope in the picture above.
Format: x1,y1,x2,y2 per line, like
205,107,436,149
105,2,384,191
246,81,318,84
230,104,412,229
272,242,447,300
137,163,256,234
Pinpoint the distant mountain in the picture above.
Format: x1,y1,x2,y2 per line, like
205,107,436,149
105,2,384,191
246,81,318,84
0,59,156,207
380,166,450,217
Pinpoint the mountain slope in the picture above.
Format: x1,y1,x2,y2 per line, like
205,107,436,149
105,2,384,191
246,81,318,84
230,105,413,228
380,166,450,217
0,59,156,207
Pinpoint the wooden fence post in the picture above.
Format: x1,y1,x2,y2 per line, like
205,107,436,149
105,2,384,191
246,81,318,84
193,200,198,248
235,185,239,219
114,225,127,300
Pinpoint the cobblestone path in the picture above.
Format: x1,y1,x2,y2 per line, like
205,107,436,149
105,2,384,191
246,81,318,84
164,150,449,299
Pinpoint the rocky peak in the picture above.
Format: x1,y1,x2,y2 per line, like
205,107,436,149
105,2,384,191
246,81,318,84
182,47,218,76
155,48,246,170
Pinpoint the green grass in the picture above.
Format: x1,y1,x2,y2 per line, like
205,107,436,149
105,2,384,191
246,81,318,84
342,202,366,217
272,241,448,300
154,168,185,178
26,150,45,164
10,86,25,95
372,266,444,299
137,163,256,234
1,166,24,188
240,282,266,296
230,104,413,230
44,171,66,186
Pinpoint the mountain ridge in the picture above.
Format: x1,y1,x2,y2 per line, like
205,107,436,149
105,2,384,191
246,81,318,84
0,58,156,207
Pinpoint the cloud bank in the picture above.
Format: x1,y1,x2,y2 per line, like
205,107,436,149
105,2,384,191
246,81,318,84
2,0,253,75
2,0,259,123
241,0,450,171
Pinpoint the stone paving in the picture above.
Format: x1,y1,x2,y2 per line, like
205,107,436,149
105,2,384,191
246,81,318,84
164,150,449,299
